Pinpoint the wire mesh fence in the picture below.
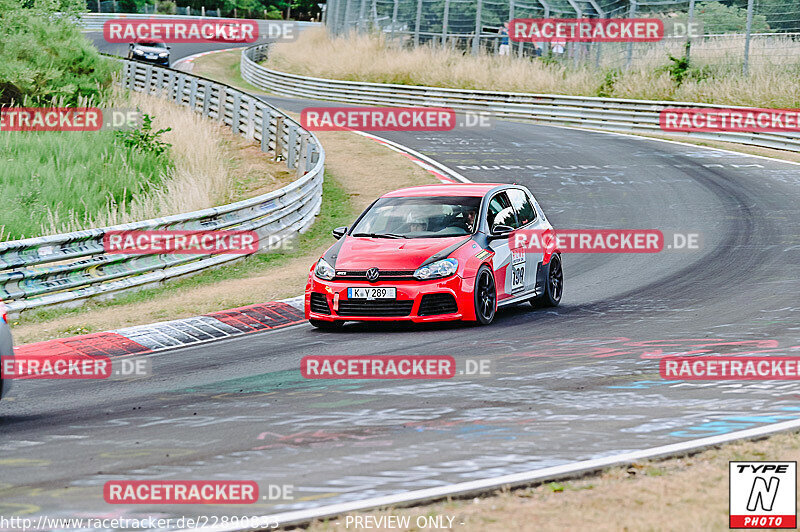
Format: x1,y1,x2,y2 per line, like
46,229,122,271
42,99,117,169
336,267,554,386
324,0,800,73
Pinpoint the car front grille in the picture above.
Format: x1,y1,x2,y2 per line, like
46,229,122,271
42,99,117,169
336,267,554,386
333,270,416,282
418,293,459,316
309,293,331,315
337,300,414,317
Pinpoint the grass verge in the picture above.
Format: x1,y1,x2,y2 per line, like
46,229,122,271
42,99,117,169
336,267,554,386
303,430,800,531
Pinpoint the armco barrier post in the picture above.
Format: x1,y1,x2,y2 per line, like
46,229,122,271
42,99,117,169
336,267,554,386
261,109,272,152
232,93,242,134
217,86,227,123
287,126,298,169
201,82,211,117
297,134,310,178
189,78,198,110
177,73,186,104
275,116,285,160
246,98,256,139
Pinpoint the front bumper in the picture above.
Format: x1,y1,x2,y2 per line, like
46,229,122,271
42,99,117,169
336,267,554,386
132,56,170,66
305,274,475,323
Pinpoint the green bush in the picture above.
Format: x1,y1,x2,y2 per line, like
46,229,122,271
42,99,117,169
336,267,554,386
0,0,116,106
115,114,173,157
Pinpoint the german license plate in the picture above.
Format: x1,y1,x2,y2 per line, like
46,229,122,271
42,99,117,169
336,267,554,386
347,287,396,300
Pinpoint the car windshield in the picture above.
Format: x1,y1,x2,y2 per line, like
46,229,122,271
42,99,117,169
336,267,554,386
137,42,167,48
351,196,482,238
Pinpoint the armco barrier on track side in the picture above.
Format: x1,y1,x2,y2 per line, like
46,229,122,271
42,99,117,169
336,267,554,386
0,60,324,317
241,43,800,154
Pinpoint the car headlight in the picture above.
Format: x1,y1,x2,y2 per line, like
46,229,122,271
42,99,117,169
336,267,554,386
314,258,335,281
413,258,458,280
133,48,144,54
158,52,168,57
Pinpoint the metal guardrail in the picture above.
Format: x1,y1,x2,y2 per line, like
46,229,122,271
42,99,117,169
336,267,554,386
241,42,800,153
0,59,325,316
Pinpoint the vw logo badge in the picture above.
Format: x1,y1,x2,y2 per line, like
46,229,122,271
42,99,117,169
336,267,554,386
366,267,380,282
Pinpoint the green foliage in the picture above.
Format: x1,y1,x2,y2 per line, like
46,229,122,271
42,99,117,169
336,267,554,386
0,0,116,106
658,51,711,87
114,114,173,157
0,128,173,240
694,1,769,34
265,6,283,18
596,68,621,98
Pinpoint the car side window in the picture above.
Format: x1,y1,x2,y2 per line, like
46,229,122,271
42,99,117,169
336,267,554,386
487,192,517,231
507,189,537,227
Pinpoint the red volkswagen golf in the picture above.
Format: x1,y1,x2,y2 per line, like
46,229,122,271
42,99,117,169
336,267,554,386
304,183,563,329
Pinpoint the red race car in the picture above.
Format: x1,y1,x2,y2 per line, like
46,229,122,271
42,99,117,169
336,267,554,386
304,183,563,329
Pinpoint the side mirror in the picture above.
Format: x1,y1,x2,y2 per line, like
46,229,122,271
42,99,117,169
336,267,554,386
332,226,348,239
488,224,513,240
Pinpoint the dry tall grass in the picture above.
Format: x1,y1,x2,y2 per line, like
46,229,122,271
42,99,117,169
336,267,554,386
268,28,800,107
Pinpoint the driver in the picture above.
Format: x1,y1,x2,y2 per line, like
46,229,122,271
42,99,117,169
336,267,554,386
451,207,478,232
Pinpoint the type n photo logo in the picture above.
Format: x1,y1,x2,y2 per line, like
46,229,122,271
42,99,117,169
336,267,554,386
730,461,796,529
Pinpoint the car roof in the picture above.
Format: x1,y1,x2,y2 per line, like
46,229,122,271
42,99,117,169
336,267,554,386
381,183,509,198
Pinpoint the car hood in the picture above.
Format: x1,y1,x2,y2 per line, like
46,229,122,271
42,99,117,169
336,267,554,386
333,236,468,270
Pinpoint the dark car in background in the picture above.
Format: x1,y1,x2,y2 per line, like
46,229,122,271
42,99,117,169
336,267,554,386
127,41,170,66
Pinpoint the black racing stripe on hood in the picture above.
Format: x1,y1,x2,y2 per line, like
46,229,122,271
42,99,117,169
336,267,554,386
420,237,473,266
321,237,346,268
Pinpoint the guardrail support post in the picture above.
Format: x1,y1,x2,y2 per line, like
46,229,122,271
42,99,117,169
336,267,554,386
287,126,298,169
274,116,285,160
218,86,227,123
296,134,310,178
201,81,211,118
189,78,198,110
232,93,242,134
261,109,272,152
246,98,256,139
176,74,186,104
145,65,154,94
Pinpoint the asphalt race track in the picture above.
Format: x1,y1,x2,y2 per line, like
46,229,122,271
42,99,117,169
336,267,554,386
2,38,800,525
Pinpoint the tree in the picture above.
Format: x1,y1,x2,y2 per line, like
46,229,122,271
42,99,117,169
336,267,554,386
695,1,769,33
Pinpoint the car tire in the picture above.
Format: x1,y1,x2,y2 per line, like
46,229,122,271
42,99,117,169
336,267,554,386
309,319,344,331
473,265,497,325
531,254,563,308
